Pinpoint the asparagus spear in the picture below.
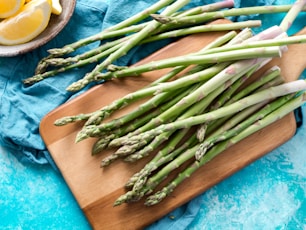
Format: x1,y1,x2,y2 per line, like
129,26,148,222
144,91,306,206
195,93,296,160
53,30,238,127
153,4,306,26
142,20,262,43
279,0,306,32
85,46,282,85
65,0,191,92
122,73,232,163
116,80,306,145
23,42,124,85
95,84,197,158
113,136,199,206
47,0,177,56
122,59,262,162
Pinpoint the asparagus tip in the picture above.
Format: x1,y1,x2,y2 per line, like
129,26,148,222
150,14,172,24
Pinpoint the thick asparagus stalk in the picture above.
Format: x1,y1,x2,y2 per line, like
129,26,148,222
121,58,261,162
225,66,281,105
79,59,258,143
33,1,235,76
47,0,177,56
142,20,261,43
279,0,306,32
96,84,197,158
66,0,191,92
85,46,281,85
175,0,234,17
113,136,199,206
122,72,234,163
53,31,237,127
195,93,296,160
144,92,306,206
23,42,124,85
116,80,306,144
200,34,306,56
153,4,306,26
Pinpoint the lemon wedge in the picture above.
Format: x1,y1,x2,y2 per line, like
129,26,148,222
0,0,25,18
50,0,62,15
25,0,62,15
0,0,52,45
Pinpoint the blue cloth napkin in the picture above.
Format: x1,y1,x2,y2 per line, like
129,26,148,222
0,0,305,229
1,0,283,165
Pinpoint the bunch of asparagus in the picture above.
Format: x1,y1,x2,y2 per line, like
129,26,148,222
43,0,306,206
23,0,306,91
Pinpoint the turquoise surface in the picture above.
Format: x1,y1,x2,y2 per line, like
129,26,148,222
1,0,306,229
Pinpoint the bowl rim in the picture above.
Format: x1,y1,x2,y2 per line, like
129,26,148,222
0,0,76,57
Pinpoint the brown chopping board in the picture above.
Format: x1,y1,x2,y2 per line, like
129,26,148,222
40,23,306,229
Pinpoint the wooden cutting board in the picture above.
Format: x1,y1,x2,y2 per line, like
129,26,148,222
40,23,306,229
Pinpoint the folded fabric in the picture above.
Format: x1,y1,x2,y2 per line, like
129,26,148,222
0,0,287,166
0,0,304,229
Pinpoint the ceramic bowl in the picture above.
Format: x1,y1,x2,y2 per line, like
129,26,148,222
0,0,76,57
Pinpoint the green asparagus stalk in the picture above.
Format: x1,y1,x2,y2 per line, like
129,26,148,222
75,63,232,141
66,0,191,92
95,84,197,157
204,68,284,137
224,66,281,105
279,0,306,32
196,93,296,160
91,84,197,155
54,30,238,127
107,57,270,146
144,91,306,206
142,20,261,43
122,59,260,162
23,42,124,85
117,80,306,144
113,135,199,205
152,4,306,26
33,1,235,76
84,46,281,85
44,38,126,68
175,0,234,17
47,0,177,56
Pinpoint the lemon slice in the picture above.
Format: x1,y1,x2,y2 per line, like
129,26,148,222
0,0,25,18
0,0,52,45
50,0,62,15
25,0,62,15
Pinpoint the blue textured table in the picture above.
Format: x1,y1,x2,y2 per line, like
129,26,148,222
1,0,306,229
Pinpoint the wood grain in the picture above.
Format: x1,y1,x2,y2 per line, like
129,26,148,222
40,24,306,229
